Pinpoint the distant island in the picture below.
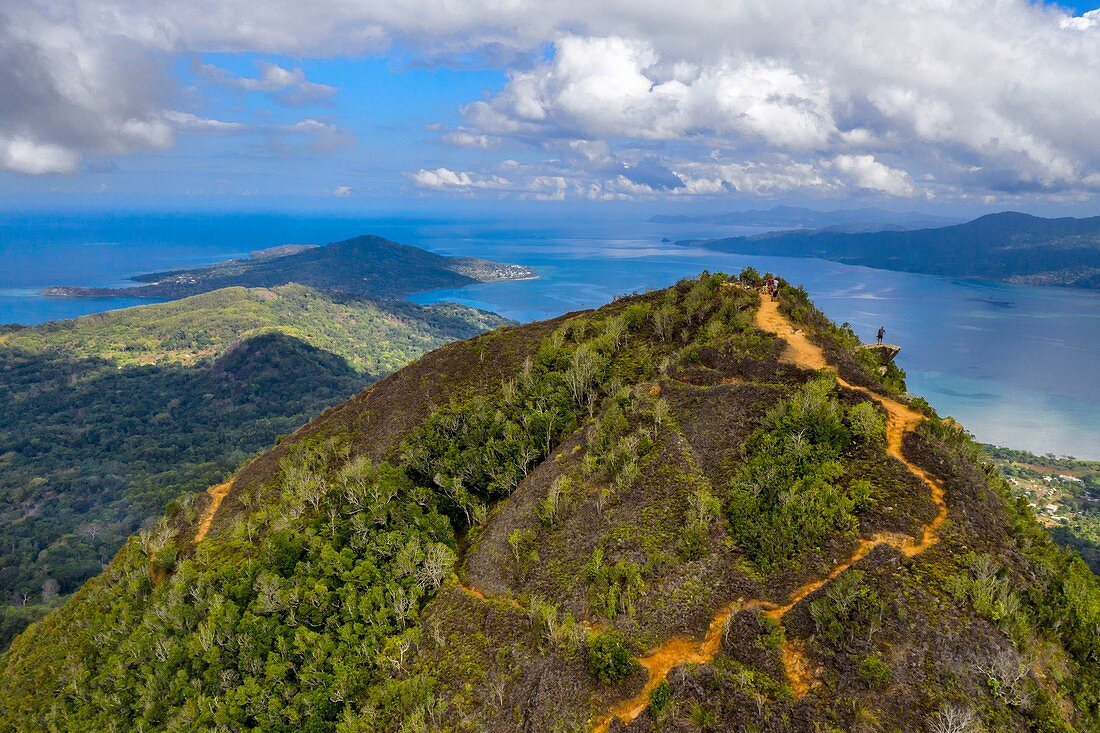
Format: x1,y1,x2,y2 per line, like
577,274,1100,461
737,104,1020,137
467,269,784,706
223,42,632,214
44,234,536,300
683,211,1100,289
650,204,960,232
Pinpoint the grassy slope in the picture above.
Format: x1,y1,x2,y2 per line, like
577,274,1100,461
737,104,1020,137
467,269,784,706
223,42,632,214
0,274,1095,733
0,285,506,641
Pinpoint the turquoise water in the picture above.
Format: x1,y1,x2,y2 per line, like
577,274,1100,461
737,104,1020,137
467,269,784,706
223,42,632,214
2,212,1097,458
407,228,1100,460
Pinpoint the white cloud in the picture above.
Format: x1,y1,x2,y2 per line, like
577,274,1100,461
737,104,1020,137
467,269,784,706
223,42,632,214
2,0,1100,200
0,136,81,175
1061,8,1100,30
410,167,510,190
408,165,567,199
163,111,245,132
331,184,352,197
199,61,337,106
464,37,836,150
828,154,915,197
442,131,500,148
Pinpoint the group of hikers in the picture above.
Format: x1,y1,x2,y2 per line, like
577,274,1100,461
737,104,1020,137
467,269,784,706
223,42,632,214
757,273,886,344
765,275,780,301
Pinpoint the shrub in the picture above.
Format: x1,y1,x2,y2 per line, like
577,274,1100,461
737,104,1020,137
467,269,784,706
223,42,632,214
536,476,573,527
808,570,885,650
264,529,306,576
586,631,638,684
738,266,763,286
586,548,646,618
858,653,892,688
678,488,721,560
507,528,537,565
727,377,872,570
648,679,672,717
847,401,886,446
151,540,178,573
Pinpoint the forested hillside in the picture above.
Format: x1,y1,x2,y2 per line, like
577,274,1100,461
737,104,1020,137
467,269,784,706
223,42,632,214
1,273,1095,732
0,285,505,647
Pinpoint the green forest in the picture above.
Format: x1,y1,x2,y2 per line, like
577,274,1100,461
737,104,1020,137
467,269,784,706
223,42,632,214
0,285,505,647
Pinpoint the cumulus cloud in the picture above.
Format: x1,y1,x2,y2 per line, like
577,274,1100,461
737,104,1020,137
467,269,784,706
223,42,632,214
198,60,337,106
409,167,510,190
3,0,1100,201
463,36,836,150
828,155,915,197
0,4,173,174
619,157,685,191
0,137,81,175
408,166,566,199
1061,8,1100,30
331,184,352,197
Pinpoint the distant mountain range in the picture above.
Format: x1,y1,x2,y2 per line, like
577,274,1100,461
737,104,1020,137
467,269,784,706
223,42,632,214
685,211,1100,289
43,235,535,300
650,205,961,231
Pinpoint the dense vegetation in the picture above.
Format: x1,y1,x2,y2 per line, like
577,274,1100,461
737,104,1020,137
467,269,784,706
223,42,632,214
0,285,505,644
727,376,879,570
0,275,658,729
694,211,1100,288
4,284,503,373
44,235,533,300
0,273,1096,733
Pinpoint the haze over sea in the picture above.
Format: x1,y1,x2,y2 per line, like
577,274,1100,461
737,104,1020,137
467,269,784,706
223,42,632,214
3,212,1098,460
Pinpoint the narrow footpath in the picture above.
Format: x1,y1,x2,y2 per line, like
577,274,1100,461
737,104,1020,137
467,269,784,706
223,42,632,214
590,294,949,732
192,481,232,544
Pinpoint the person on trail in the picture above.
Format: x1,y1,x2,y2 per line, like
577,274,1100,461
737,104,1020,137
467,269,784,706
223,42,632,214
767,276,779,301
877,326,886,344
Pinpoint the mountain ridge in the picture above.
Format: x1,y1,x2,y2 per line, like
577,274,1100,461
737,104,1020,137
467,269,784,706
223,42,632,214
649,205,961,231
1,274,1096,732
686,210,1100,288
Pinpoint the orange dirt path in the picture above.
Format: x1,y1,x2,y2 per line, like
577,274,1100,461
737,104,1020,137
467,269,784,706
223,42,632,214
590,294,949,732
192,481,232,544
457,582,524,611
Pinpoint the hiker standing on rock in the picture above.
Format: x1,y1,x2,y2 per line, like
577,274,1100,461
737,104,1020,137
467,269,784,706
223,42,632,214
877,326,886,344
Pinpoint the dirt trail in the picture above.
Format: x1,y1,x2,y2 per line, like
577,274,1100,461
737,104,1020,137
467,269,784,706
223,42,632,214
457,582,524,611
590,294,949,732
192,481,232,544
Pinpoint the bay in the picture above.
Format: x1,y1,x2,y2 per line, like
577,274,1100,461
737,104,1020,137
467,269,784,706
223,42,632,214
1,212,1097,458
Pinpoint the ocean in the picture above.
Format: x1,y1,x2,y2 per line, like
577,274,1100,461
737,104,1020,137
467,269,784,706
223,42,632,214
2,211,1098,459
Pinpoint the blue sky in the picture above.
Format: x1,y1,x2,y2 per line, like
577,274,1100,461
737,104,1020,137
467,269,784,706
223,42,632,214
2,0,1099,216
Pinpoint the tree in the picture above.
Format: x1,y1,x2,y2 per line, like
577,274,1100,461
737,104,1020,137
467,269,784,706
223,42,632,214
41,578,60,604
565,345,601,406
927,705,980,733
416,544,455,592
